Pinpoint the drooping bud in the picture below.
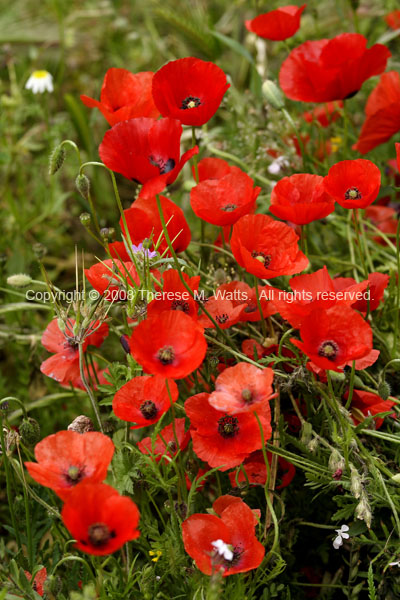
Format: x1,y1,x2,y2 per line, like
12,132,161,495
79,212,92,227
7,274,32,288
67,415,94,434
262,80,285,110
19,417,41,446
75,174,90,200
49,144,66,175
378,380,391,401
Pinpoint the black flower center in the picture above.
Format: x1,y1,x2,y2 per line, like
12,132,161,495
65,465,84,485
171,299,190,313
64,336,79,350
149,156,176,175
228,545,244,567
157,345,175,365
251,251,271,268
88,523,116,547
218,415,239,438
344,187,362,200
181,96,202,110
140,400,158,420
216,313,229,324
221,204,238,212
318,340,339,360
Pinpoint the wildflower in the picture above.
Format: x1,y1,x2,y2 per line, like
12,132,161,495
149,550,163,562
303,102,343,127
330,136,342,152
61,481,140,555
245,5,306,41
131,243,158,259
182,497,264,575
25,430,114,500
267,156,289,174
332,272,390,313
353,72,400,154
137,418,190,460
229,450,296,489
85,259,140,302
231,214,308,279
80,68,159,125
333,524,349,549
212,281,277,324
269,173,335,225
147,269,200,320
99,117,198,198
197,295,245,329
385,10,400,30
345,389,396,429
25,70,53,94
112,376,178,429
152,57,230,126
323,159,381,209
279,34,390,102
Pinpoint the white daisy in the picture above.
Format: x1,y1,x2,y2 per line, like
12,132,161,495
25,70,54,94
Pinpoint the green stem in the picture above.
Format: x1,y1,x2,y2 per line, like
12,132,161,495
0,413,22,550
79,344,103,433
17,443,34,571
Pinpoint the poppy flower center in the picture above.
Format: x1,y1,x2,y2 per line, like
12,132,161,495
157,345,175,365
228,545,244,567
88,522,115,547
181,96,202,110
344,187,362,200
64,336,79,350
241,388,253,403
171,299,190,313
140,400,158,420
65,465,84,484
216,313,229,324
221,203,238,212
251,251,272,268
318,340,339,360
217,415,239,438
149,155,176,175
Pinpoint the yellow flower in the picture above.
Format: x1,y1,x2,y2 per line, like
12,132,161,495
330,136,342,153
149,550,162,562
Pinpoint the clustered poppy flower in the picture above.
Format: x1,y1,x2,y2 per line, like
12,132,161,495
99,117,198,198
231,214,308,279
269,173,335,225
25,430,114,500
345,389,396,429
213,280,276,323
323,159,381,209
228,450,296,489
303,101,343,127
332,272,389,313
138,418,190,460
245,5,306,41
279,33,390,102
147,269,200,319
182,496,264,575
152,57,230,127
80,68,159,125
85,259,140,301
353,71,400,154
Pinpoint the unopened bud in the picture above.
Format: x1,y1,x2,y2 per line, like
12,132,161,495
329,449,345,474
7,273,32,288
68,415,94,433
350,464,362,499
300,421,312,445
32,243,47,260
80,212,91,227
307,437,319,453
355,493,372,528
100,228,110,242
378,380,391,401
19,417,40,446
49,145,66,175
75,174,90,200
262,80,285,110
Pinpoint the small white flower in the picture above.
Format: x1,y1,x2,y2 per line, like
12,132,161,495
389,561,400,567
25,70,53,94
211,539,233,561
333,524,350,549
267,156,289,175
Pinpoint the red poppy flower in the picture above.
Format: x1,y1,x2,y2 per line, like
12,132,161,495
346,389,396,429
80,68,159,125
215,281,276,323
303,101,343,127
290,304,373,372
279,34,390,102
181,497,264,575
190,164,260,226
147,269,200,320
245,5,306,41
385,10,400,30
109,195,191,260
99,117,198,198
185,392,272,470
333,272,389,312
112,376,178,428
24,567,47,597
152,57,230,127
269,174,335,225
130,311,207,379
208,362,276,415
138,418,190,459
61,481,140,555
231,214,308,279
25,431,114,500
229,450,295,489
353,72,400,154
323,159,381,209
197,295,244,329
40,318,109,387
85,259,140,301
365,205,398,245
212,495,260,524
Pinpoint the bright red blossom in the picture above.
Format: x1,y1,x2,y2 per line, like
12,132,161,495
229,450,296,489
332,272,389,312
323,159,381,209
303,101,343,127
216,281,276,323
245,5,306,41
346,389,396,429
270,174,335,225
138,418,190,460
385,10,400,30
85,259,139,301
61,481,140,555
182,497,265,575
80,68,159,125
152,57,230,126
147,269,200,319
197,295,244,329
279,34,390,102
25,431,114,500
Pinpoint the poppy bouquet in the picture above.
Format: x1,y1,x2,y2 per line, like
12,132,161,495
2,2,400,599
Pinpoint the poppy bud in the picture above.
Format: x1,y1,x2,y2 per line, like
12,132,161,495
19,417,41,446
75,174,90,199
7,273,32,288
350,464,362,499
378,380,391,401
79,212,91,227
262,80,285,110
67,415,94,433
49,144,66,175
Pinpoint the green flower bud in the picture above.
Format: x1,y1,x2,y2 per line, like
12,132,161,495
7,273,32,288
350,464,362,499
378,380,391,401
19,417,41,446
75,174,90,200
79,212,91,227
49,144,66,175
262,80,285,110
